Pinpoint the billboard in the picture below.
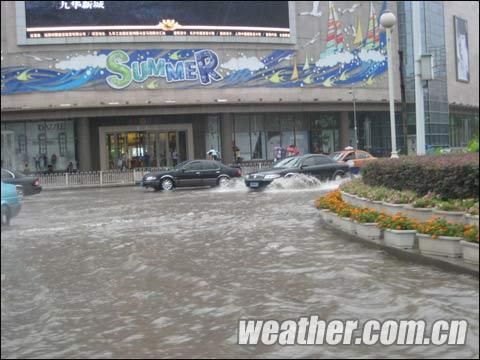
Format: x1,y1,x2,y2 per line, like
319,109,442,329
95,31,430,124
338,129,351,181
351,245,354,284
24,1,290,39
454,16,469,82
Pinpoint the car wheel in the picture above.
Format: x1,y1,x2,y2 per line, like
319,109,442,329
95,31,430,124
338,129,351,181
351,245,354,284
1,206,10,226
333,172,345,181
218,175,230,187
161,178,174,191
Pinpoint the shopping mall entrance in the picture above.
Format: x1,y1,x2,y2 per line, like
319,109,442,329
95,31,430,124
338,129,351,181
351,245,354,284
99,124,194,170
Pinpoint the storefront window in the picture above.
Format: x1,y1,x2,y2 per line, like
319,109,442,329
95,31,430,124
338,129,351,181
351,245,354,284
1,120,76,172
205,115,221,156
231,113,311,161
58,133,66,156
233,114,251,161
265,114,281,160
250,114,265,159
449,113,479,147
310,113,339,154
106,130,187,169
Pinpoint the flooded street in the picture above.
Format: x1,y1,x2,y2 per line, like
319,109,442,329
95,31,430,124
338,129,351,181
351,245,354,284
1,182,479,359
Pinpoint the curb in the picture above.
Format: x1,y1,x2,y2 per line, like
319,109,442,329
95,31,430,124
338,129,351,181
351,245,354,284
321,219,479,278
42,183,139,191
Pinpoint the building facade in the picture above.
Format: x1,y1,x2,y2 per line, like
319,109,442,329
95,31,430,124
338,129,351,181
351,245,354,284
1,1,478,171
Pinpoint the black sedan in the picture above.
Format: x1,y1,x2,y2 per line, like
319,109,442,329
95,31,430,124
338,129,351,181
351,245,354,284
245,154,350,190
1,168,42,195
141,160,242,191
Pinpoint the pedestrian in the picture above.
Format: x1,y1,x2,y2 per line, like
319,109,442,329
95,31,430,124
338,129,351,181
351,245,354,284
232,142,241,163
171,148,178,166
23,162,30,174
286,144,299,157
51,153,57,170
34,155,40,171
207,149,220,161
67,162,74,173
117,157,123,170
273,146,283,162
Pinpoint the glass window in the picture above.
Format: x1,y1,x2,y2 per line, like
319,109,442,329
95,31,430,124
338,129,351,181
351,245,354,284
315,156,334,165
205,115,221,155
203,161,220,170
356,151,370,159
233,114,251,161
17,135,27,154
273,156,302,168
38,134,47,155
330,152,344,161
183,161,203,171
302,157,316,167
250,114,265,160
58,133,66,157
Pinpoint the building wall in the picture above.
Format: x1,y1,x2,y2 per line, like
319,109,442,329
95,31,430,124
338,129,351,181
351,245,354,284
444,1,479,108
2,1,401,115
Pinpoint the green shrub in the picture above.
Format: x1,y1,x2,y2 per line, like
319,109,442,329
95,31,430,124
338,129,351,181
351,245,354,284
467,137,479,153
362,154,479,200
412,192,441,208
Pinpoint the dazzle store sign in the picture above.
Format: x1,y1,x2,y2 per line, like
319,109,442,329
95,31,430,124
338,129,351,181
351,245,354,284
105,49,223,89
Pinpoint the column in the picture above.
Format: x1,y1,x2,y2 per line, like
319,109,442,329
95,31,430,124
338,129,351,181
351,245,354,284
76,118,92,171
221,114,234,164
338,111,350,150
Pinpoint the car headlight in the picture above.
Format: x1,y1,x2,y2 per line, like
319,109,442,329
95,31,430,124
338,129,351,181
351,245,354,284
265,174,281,180
146,176,157,181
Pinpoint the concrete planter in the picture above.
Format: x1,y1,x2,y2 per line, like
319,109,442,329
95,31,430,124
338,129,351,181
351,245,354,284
319,209,333,224
368,200,384,213
341,191,360,207
331,215,356,235
460,241,479,265
417,233,463,258
432,209,465,224
464,214,479,227
355,222,382,241
382,202,409,216
402,204,435,223
384,229,416,249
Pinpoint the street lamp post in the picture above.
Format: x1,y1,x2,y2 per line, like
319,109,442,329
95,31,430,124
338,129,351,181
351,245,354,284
380,9,398,158
349,88,358,150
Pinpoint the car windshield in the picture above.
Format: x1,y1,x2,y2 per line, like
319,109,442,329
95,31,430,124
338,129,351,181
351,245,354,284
330,152,344,161
273,157,302,168
173,160,190,170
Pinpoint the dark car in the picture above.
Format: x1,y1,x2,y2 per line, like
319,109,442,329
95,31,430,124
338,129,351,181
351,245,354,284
1,168,42,195
245,154,350,190
141,160,242,191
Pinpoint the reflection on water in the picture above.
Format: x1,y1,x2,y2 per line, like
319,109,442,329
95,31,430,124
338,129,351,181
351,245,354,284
1,185,479,358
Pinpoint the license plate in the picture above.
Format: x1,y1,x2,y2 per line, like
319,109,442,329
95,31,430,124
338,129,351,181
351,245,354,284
249,182,259,188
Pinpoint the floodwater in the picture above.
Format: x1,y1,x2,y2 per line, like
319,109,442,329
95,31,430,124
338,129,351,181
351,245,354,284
1,179,479,359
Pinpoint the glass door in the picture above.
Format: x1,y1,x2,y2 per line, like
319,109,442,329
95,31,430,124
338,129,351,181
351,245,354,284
168,132,177,167
157,132,169,167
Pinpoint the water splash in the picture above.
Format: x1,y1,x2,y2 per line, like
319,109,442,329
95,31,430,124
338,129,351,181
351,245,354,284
212,174,348,193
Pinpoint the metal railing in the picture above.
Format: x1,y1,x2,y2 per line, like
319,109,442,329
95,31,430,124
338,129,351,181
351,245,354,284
37,162,274,189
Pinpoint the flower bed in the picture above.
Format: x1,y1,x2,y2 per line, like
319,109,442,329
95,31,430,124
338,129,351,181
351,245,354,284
351,208,382,241
340,179,478,225
316,190,479,263
416,218,466,257
377,213,418,249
